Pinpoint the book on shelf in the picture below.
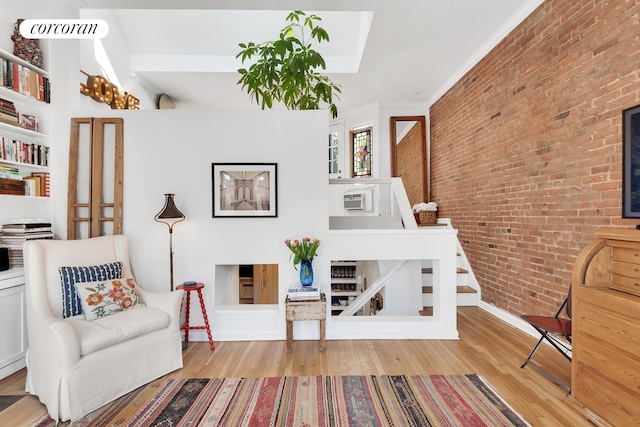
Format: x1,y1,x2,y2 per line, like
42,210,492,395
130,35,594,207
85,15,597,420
0,166,21,180
23,175,40,196
0,114,19,125
0,220,53,267
2,227,52,234
288,285,319,293
29,172,49,196
1,59,50,102
288,294,321,301
1,232,54,242
0,137,50,166
287,285,321,301
23,177,36,196
0,177,25,195
2,222,52,229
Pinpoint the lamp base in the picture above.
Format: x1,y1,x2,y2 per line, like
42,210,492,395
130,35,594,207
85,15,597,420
182,341,188,351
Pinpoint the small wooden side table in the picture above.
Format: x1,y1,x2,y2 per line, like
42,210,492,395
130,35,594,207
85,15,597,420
177,282,215,351
285,292,326,353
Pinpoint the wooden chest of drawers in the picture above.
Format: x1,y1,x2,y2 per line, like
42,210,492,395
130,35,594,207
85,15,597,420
572,228,640,426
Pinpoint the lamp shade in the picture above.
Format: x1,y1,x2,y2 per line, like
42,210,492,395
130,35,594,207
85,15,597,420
155,193,185,230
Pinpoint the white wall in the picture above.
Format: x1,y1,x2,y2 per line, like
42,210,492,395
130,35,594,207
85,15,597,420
53,108,329,340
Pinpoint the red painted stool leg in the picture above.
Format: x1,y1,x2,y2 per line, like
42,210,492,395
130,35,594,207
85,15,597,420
183,290,191,343
196,288,215,351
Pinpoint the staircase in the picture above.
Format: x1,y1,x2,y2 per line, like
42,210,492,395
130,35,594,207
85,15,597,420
420,225,480,315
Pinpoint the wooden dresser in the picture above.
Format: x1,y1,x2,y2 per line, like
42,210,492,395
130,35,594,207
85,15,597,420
571,228,640,426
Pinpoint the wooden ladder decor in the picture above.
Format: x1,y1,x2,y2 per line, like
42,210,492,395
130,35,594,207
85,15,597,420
68,117,124,240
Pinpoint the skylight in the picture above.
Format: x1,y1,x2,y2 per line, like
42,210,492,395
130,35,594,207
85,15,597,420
83,9,374,74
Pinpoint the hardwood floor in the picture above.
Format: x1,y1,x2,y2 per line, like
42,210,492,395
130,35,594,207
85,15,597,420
0,307,591,426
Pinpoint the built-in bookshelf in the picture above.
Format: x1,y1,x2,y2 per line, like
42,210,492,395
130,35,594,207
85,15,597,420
0,47,50,199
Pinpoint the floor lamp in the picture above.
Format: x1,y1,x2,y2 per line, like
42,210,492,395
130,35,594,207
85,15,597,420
155,193,185,291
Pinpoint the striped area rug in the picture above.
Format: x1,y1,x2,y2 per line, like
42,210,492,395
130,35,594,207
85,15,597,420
34,374,530,426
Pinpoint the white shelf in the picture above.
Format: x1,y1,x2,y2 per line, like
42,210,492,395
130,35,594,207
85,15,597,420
0,121,47,139
0,267,24,284
0,85,47,107
330,290,360,297
0,159,49,170
331,261,357,266
0,194,49,200
0,48,47,76
331,278,357,283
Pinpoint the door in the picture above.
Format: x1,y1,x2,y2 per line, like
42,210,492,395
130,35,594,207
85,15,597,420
253,264,279,304
68,117,123,239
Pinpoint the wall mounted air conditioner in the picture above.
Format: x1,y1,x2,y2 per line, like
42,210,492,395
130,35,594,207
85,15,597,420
344,192,366,210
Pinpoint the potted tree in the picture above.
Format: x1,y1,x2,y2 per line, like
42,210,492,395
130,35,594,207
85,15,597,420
236,10,342,118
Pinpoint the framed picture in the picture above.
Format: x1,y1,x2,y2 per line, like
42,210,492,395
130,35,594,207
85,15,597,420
623,104,640,218
212,163,278,218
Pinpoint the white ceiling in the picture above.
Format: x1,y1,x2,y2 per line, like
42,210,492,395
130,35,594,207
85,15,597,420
80,0,544,112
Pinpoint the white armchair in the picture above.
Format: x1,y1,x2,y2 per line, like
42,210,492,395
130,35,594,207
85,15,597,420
23,235,183,422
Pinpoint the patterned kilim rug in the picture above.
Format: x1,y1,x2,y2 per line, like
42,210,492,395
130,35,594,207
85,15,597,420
33,374,530,426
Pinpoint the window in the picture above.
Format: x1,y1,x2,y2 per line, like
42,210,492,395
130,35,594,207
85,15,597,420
351,126,372,177
329,131,339,174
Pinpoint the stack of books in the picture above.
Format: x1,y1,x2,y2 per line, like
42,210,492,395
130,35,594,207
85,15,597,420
0,165,21,180
24,172,50,197
0,222,53,267
287,285,321,301
0,98,17,125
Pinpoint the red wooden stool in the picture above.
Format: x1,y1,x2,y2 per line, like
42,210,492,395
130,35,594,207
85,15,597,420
177,282,214,351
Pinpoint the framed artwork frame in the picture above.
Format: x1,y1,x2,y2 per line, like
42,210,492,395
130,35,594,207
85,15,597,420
212,163,278,218
623,104,640,218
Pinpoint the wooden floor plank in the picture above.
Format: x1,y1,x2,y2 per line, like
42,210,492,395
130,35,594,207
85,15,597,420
0,307,591,426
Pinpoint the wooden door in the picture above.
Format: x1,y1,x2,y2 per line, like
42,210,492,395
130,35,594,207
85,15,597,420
68,118,123,239
253,264,279,304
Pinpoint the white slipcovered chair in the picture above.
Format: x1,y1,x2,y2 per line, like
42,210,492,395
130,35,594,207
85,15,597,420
23,235,183,422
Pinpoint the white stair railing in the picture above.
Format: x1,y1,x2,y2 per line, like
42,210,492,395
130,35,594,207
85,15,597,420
339,259,409,316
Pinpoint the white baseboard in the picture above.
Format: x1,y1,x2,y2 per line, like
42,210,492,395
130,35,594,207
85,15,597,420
0,357,25,380
478,300,540,338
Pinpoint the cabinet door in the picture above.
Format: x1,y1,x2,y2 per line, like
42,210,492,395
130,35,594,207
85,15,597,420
253,264,278,304
0,284,26,377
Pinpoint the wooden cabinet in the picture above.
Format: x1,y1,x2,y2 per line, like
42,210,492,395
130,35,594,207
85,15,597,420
0,269,27,379
238,264,278,304
571,228,640,426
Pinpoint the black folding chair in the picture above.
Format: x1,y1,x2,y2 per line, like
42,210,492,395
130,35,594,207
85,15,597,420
520,287,572,392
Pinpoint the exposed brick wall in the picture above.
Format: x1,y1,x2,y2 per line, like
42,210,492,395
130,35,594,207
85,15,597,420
430,0,640,316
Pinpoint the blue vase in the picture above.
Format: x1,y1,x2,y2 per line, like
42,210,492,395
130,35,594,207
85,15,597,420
299,258,314,286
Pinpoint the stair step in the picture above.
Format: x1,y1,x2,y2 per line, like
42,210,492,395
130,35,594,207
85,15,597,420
421,268,468,275
421,285,477,294
419,307,433,316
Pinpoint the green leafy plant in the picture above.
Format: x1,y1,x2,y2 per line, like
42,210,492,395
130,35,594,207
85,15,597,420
284,237,320,269
236,10,342,118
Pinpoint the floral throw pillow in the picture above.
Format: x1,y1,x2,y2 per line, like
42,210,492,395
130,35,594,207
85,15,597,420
59,262,123,318
74,277,145,321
